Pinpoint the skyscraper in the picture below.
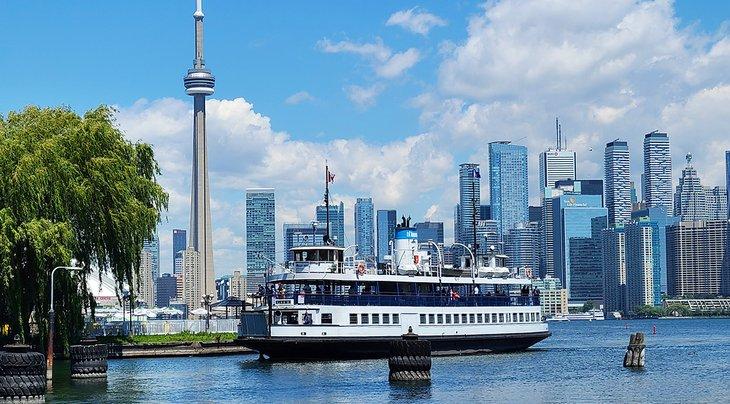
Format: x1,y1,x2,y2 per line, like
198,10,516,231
142,234,160,282
138,236,158,307
601,226,626,314
541,187,564,278
706,186,728,220
172,229,187,274
504,222,540,274
631,206,680,293
284,223,328,261
155,273,177,308
625,219,661,311
414,221,444,244
667,220,729,297
553,193,607,303
246,188,275,293
674,153,708,221
316,202,345,247
643,131,673,215
376,210,396,264
539,118,576,190
354,198,374,260
183,0,216,301
489,142,529,236
458,163,480,248
604,140,632,226
726,151,730,219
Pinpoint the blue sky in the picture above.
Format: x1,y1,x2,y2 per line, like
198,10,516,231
2,1,729,276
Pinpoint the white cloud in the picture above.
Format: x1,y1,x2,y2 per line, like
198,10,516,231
317,38,421,79
285,91,315,105
386,7,447,35
376,48,421,78
345,84,385,109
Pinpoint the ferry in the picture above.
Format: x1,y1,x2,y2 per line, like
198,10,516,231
237,217,550,360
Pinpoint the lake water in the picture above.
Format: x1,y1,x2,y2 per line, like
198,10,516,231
48,318,729,403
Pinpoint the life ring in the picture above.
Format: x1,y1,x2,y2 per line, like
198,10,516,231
414,255,420,264
357,262,366,275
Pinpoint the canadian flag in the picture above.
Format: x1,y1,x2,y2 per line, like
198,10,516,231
327,170,335,183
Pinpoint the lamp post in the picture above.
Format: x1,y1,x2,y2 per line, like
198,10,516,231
311,221,319,246
47,263,83,381
453,242,475,279
201,294,214,332
426,240,443,280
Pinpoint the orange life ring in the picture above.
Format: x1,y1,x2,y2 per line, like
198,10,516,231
414,255,420,264
357,262,366,275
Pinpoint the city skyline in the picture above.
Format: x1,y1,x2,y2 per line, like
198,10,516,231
4,1,730,276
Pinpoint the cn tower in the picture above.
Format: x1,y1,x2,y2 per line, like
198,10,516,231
183,0,215,298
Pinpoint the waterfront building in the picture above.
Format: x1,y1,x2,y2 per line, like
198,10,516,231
284,223,327,262
707,186,728,220
246,188,276,294
489,142,529,235
229,270,245,299
604,140,632,226
458,163,481,247
553,193,607,303
531,276,568,318
625,219,661,312
674,153,708,221
172,229,187,274
376,210,397,264
316,201,345,247
643,131,673,215
480,205,491,220
504,222,540,273
664,298,730,314
183,0,216,301
666,220,728,297
137,247,156,307
181,248,202,315
155,273,178,308
631,206,679,293
601,227,626,314
354,198,375,260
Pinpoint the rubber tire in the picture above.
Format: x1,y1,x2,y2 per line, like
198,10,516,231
0,374,46,398
71,359,108,375
388,355,431,372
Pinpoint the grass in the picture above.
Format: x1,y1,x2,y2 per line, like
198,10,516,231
97,331,237,345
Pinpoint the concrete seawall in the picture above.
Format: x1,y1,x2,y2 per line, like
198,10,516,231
107,341,253,359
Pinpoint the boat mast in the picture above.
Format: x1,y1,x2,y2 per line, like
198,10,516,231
324,163,331,245
472,168,478,266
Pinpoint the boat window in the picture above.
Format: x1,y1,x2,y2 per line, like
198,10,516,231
499,313,504,323
445,314,451,324
437,314,443,324
454,314,459,324
428,314,435,324
513,313,518,323
379,282,397,295
392,314,399,324
477,313,483,323
383,314,390,324
420,314,426,324
322,313,332,324
361,313,369,324
283,312,298,325
372,314,380,324
349,314,357,324
531,313,536,322
461,314,467,323
469,314,475,324
519,313,524,322
336,250,343,261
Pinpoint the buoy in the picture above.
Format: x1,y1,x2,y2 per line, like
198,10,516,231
652,324,656,335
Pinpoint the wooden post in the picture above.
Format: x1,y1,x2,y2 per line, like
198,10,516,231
623,332,645,368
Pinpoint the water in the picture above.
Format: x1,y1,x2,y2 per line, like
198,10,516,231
48,318,729,403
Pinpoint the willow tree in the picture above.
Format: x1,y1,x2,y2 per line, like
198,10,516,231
0,105,168,349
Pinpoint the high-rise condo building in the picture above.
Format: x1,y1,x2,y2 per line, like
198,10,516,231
376,210,396,264
489,142,529,236
476,220,500,257
667,220,729,297
631,206,679,293
674,153,708,221
246,188,275,293
601,226,626,314
707,186,728,220
504,222,540,274
181,247,201,315
553,193,607,303
155,273,178,308
142,234,160,283
604,140,632,226
172,229,187,274
458,163,481,248
284,223,328,262
183,0,216,302
625,219,661,312
414,221,444,244
138,238,157,307
354,198,374,260
541,187,563,278
316,202,345,247
643,131,673,215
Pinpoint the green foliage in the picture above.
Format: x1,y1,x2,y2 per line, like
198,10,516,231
97,332,237,345
581,301,596,312
0,105,167,349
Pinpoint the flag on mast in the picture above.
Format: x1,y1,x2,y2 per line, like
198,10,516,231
474,167,481,179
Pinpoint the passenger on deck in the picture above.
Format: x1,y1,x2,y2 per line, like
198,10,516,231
348,285,357,295
277,284,285,298
303,284,312,294
257,284,265,298
315,285,322,294
473,285,480,295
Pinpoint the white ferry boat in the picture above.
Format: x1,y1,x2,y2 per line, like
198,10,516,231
237,218,550,360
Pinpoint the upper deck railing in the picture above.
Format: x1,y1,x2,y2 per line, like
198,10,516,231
256,292,539,308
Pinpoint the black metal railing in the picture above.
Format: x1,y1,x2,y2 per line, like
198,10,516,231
268,293,539,307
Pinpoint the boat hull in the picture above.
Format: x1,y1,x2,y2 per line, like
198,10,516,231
237,331,550,360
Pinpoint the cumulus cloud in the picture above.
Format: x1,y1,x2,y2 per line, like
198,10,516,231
285,91,315,105
386,7,447,35
345,84,385,109
317,38,421,79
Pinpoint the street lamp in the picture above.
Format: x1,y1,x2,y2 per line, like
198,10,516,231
426,240,443,280
311,221,319,246
47,263,83,382
201,294,214,332
452,242,475,279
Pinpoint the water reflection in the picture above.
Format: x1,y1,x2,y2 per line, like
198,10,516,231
388,380,432,401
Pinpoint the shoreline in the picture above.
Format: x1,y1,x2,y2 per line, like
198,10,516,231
106,341,254,359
